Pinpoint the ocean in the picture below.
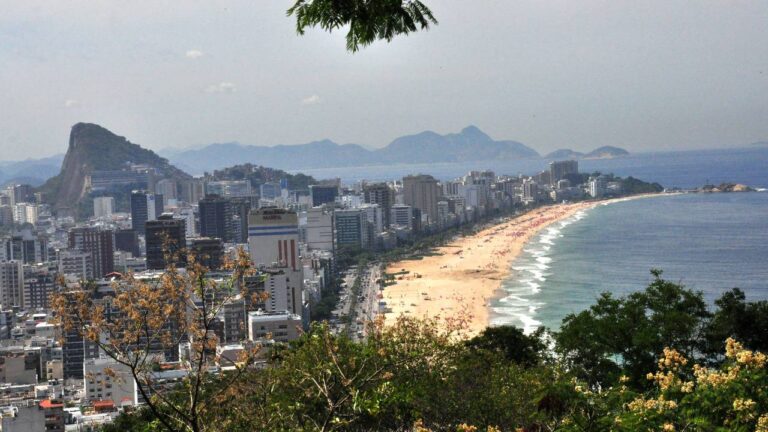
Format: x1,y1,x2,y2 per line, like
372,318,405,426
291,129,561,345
294,145,768,332
490,192,768,332
294,146,768,189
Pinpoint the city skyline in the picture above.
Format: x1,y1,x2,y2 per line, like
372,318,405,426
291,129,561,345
2,2,768,160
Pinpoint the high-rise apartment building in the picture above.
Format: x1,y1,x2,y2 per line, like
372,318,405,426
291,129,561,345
154,179,177,205
57,250,94,280
0,261,24,308
230,198,252,243
0,206,12,227
145,214,186,270
198,195,234,242
390,204,413,230
114,229,140,257
363,183,394,227
189,237,224,270
309,184,339,207
5,184,34,206
130,190,164,234
23,263,57,310
259,269,302,315
402,174,441,226
0,230,49,264
549,160,579,186
334,209,368,249
305,207,334,251
93,196,115,219
522,178,538,204
247,208,299,270
359,204,383,236
589,176,608,198
247,208,304,319
180,178,205,204
68,227,115,278
13,203,38,225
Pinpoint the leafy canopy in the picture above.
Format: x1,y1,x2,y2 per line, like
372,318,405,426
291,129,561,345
287,0,437,52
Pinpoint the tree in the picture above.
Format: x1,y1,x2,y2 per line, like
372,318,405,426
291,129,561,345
466,325,548,367
555,270,711,388
287,0,437,52
52,247,265,432
705,288,768,358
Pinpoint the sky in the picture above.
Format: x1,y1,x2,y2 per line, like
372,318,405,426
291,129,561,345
1,0,768,161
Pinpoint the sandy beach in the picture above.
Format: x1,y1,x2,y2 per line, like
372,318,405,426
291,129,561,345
382,194,666,335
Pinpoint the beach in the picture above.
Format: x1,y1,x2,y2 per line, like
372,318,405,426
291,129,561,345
381,195,664,335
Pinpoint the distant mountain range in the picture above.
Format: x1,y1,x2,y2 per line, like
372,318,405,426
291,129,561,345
162,126,543,174
0,154,64,187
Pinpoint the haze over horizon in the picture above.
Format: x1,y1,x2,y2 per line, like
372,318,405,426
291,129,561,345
2,1,768,160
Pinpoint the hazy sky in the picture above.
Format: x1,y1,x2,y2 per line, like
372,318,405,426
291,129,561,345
2,1,768,160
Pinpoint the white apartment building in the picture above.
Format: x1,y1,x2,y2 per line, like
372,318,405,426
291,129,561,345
93,197,115,219
84,357,138,405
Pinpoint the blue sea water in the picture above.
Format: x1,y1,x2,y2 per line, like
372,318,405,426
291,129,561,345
296,146,768,331
490,192,768,332
295,146,768,189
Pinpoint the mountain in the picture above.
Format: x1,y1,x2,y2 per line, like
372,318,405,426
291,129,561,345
584,146,630,159
544,149,585,160
169,140,373,174
376,126,539,164
38,123,189,211
163,126,540,174
0,154,65,187
751,141,768,147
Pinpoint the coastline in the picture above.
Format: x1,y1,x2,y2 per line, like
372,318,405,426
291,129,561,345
381,193,672,336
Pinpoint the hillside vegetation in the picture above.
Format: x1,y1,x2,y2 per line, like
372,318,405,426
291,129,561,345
106,270,768,431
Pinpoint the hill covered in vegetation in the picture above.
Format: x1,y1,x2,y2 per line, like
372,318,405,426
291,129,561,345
208,163,317,191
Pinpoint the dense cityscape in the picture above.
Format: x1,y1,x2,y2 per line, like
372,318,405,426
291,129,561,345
0,130,659,430
3,2,767,430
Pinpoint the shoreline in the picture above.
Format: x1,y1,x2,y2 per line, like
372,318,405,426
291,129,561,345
381,193,673,336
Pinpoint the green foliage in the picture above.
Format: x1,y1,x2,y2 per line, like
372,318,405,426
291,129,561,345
467,325,549,367
555,269,711,388
705,288,768,357
288,0,437,52
102,408,163,431
209,163,317,192
620,175,664,194
310,288,340,321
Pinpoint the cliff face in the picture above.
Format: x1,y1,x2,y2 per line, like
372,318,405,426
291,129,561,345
41,123,189,211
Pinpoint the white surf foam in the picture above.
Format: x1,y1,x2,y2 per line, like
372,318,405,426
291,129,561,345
492,206,595,334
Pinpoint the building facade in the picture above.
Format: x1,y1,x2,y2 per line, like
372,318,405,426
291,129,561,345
402,175,441,226
68,227,115,278
145,215,186,270
247,208,299,270
130,191,163,235
198,195,234,243
363,183,394,227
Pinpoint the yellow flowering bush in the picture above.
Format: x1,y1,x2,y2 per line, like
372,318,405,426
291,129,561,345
570,338,768,432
